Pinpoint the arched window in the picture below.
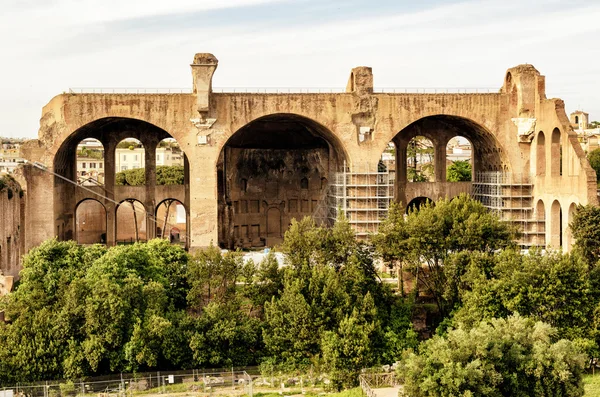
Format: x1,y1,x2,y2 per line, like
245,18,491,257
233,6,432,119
575,116,579,124
75,199,107,244
446,136,473,181
406,136,434,182
301,177,309,189
116,199,147,243
536,132,546,176
550,200,562,249
76,138,104,186
156,199,187,247
550,128,561,177
535,200,546,246
115,138,145,185
157,138,184,185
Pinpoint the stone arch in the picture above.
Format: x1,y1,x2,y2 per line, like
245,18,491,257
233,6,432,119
116,198,148,244
383,115,506,207
551,128,561,177
406,196,433,214
52,117,189,246
217,113,348,248
550,200,562,249
155,198,188,248
536,131,546,176
216,113,349,167
75,199,107,244
388,115,507,183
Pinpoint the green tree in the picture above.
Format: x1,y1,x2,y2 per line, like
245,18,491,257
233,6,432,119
570,204,600,268
401,315,586,397
0,240,106,382
454,249,594,341
115,166,184,186
373,195,518,317
321,296,377,390
588,148,600,182
447,160,472,182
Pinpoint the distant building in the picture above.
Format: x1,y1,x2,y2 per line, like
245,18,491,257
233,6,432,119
75,139,184,184
0,139,25,174
571,111,600,152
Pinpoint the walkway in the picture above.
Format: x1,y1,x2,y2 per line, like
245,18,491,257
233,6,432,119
373,386,402,397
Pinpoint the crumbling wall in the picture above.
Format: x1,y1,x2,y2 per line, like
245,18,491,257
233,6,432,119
0,175,24,280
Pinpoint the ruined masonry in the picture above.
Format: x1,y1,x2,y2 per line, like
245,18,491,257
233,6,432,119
8,53,595,275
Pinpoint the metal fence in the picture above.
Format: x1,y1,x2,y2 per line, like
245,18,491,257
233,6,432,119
1,369,254,397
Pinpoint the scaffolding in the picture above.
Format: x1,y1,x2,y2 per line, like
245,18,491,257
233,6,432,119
326,163,395,238
472,172,545,249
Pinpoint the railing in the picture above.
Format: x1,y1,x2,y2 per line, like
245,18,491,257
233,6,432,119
359,372,401,397
67,87,499,94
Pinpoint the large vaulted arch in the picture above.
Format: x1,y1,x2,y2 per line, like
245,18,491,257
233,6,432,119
217,113,348,249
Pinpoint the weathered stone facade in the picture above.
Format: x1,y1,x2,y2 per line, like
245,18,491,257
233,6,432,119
14,54,595,258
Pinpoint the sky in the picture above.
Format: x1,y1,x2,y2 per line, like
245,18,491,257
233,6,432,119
1,0,599,138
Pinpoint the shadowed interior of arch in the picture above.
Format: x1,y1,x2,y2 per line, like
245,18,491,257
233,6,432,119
217,114,347,249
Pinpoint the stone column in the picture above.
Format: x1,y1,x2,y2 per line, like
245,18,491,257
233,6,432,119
395,140,408,206
144,139,158,240
103,140,117,246
435,140,447,182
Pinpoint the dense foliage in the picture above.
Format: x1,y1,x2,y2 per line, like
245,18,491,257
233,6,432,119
401,315,586,397
115,165,184,186
446,160,472,182
0,217,415,389
3,196,598,395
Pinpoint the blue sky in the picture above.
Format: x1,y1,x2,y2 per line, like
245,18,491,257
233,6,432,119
1,0,599,138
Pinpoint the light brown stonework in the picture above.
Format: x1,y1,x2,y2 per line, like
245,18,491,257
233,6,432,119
13,54,595,259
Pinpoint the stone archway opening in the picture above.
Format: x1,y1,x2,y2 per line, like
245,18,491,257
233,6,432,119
446,136,473,182
217,113,347,249
115,138,145,185
550,200,562,249
76,138,105,186
75,199,107,245
535,199,546,247
406,136,434,182
536,131,546,176
116,199,147,244
406,196,433,214
156,199,188,248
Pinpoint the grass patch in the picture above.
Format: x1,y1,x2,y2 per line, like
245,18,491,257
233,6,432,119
585,373,600,396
